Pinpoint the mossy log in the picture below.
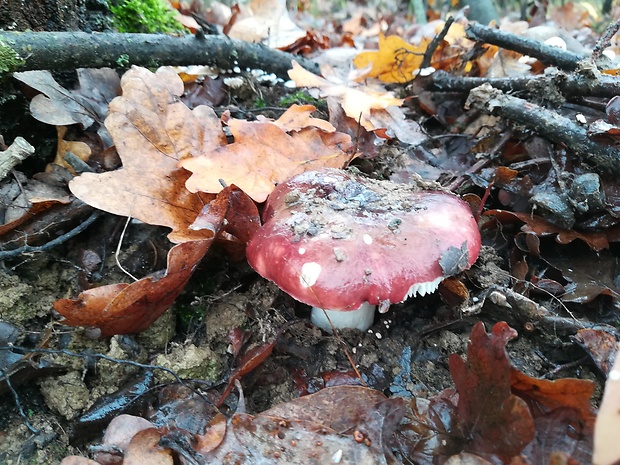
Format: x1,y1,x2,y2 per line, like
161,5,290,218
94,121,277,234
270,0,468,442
0,32,319,79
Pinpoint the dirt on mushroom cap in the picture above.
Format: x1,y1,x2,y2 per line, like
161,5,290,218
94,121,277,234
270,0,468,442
246,168,482,311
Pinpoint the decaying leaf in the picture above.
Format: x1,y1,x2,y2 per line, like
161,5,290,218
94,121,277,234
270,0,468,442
485,209,612,251
69,66,222,243
449,322,535,461
124,428,173,465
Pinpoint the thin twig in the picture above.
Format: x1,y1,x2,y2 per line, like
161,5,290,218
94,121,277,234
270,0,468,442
0,211,101,260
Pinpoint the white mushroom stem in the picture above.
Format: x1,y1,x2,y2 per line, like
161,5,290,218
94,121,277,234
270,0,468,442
310,302,376,332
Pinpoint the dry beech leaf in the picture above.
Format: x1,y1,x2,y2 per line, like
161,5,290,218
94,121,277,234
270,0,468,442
353,33,429,83
180,115,352,203
69,66,223,243
54,239,212,336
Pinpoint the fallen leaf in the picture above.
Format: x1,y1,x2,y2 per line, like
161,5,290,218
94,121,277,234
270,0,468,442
449,322,535,461
217,336,278,406
13,68,121,148
353,34,429,83
574,329,618,375
53,184,249,336
180,116,353,203
226,0,306,48
485,209,611,251
51,125,92,173
289,61,426,146
69,66,223,243
54,239,212,336
263,104,336,133
124,428,173,465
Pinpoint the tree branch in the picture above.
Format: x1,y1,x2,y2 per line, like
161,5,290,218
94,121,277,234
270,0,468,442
465,23,588,71
0,32,319,79
466,84,620,175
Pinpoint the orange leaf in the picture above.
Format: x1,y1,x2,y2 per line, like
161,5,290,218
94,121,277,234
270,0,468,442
264,104,335,133
353,33,429,83
69,66,224,243
180,117,353,203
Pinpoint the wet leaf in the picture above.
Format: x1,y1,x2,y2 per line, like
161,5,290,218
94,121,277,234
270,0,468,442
449,322,535,461
485,209,612,251
574,329,618,375
124,428,173,465
69,66,222,243
544,247,619,303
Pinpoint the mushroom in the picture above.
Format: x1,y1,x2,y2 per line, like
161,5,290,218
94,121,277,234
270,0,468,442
246,168,481,332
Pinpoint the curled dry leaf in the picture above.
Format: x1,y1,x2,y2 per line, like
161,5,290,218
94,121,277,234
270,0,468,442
69,66,223,243
180,112,353,203
53,185,257,336
54,240,212,336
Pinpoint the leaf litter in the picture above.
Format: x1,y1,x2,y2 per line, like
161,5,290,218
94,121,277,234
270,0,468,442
2,5,620,464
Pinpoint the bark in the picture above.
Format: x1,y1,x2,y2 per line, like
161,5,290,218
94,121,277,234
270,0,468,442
0,31,319,79
427,69,620,99
465,23,587,70
466,84,620,175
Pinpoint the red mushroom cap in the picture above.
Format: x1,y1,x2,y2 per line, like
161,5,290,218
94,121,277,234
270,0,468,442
246,169,481,312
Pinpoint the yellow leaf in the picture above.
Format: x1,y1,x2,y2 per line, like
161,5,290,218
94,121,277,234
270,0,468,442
353,34,429,83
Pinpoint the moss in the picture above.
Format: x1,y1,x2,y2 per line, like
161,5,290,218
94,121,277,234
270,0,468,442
0,39,25,78
110,0,184,33
280,90,321,107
